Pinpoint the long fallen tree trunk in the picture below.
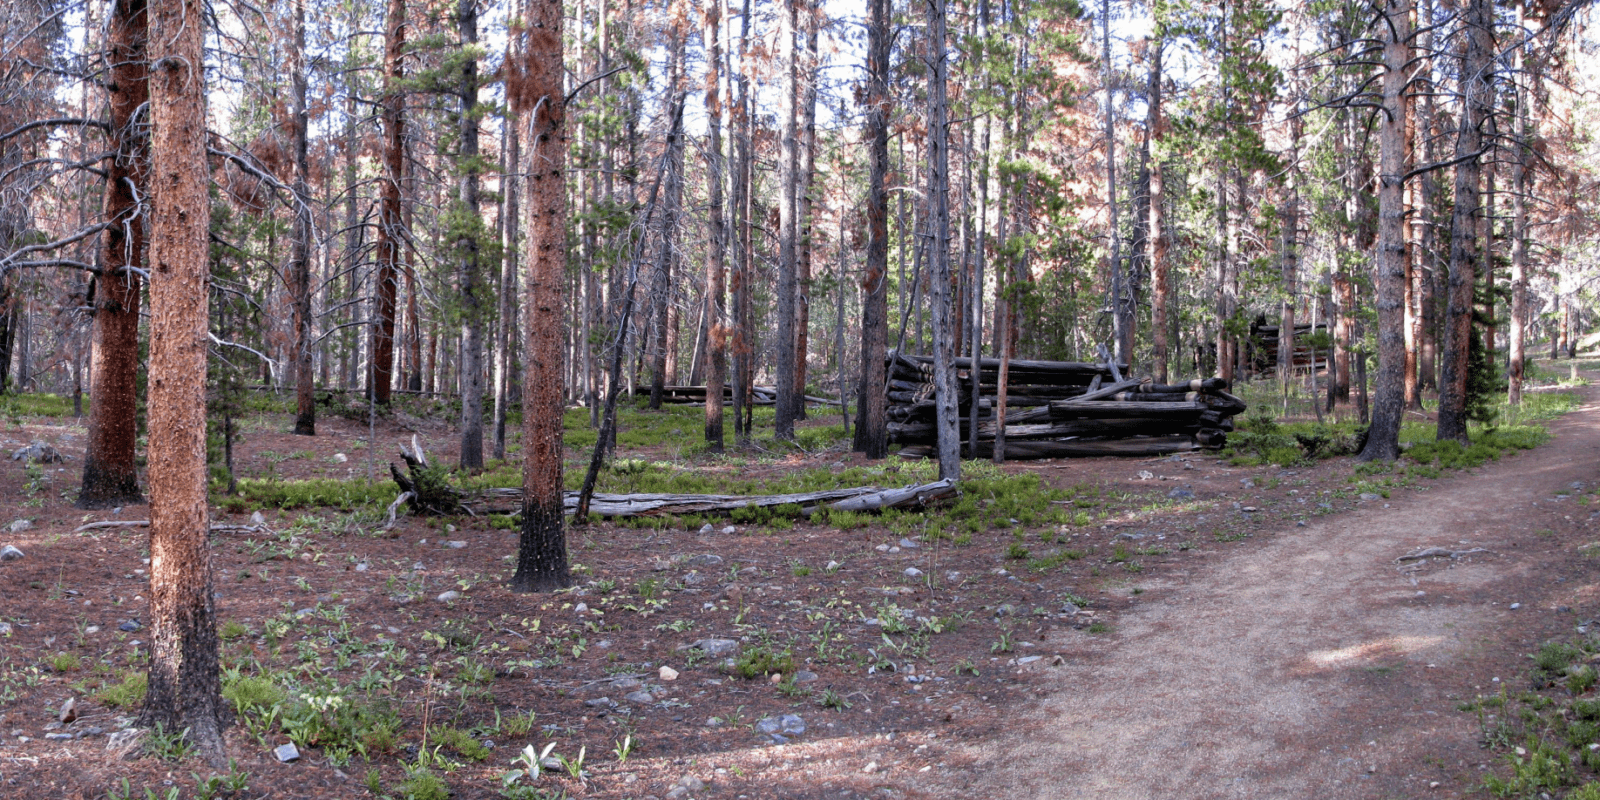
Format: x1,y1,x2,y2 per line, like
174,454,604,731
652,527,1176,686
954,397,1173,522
388,442,958,518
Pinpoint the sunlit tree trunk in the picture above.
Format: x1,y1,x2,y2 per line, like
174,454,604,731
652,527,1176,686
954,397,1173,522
511,0,570,593
703,0,727,452
854,0,890,459
142,0,225,762
457,0,486,470
927,0,960,480
290,0,316,436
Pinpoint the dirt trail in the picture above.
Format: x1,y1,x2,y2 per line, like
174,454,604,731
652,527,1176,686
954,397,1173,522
926,383,1600,799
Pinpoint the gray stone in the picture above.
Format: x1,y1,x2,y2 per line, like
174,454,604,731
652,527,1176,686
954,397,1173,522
447,541,467,549
690,638,739,657
1359,493,1381,501
624,691,654,705
540,756,563,771
754,714,805,737
354,562,369,572
7,519,31,534
584,697,618,709
332,453,348,463
436,590,461,603
117,620,140,632
0,621,12,635
610,676,642,691
899,538,920,549
683,572,705,586
1112,532,1145,541
10,441,64,463
44,732,75,741
1016,656,1043,665
1167,488,1195,500
699,524,714,535
903,567,923,579
250,511,267,526
274,742,300,762
720,526,736,535
686,554,724,568
826,560,841,572
0,544,23,561
793,670,819,684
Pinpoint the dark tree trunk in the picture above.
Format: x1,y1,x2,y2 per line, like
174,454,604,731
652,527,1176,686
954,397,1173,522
703,0,727,452
853,0,890,459
774,0,799,440
290,0,315,436
80,0,147,508
143,0,225,762
372,0,405,406
457,0,485,470
927,0,960,479
1359,0,1411,462
1438,0,1492,443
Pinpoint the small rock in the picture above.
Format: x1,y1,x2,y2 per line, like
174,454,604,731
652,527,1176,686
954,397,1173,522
540,756,563,770
825,560,841,572
59,698,77,724
659,666,680,681
1359,493,1381,501
84,626,98,634
0,621,11,636
899,538,920,549
1167,488,1195,500
250,511,267,526
1138,470,1154,480
1241,506,1258,513
683,572,705,586
904,567,923,579
354,562,369,572
118,620,140,633
686,554,724,568
1510,603,1522,610
794,670,818,683
10,441,65,463
584,697,618,709
689,638,739,657
720,526,736,535
610,676,642,691
945,571,962,583
436,591,461,603
0,544,23,562
624,691,654,704
699,524,714,535
755,714,805,736
875,544,890,552
863,761,879,774
45,732,75,741
332,453,348,463
274,742,301,762
575,603,589,613
1016,656,1043,665
447,541,467,549
444,524,457,533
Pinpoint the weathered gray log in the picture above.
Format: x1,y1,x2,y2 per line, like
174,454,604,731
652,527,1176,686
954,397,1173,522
1049,399,1208,419
889,414,1194,443
899,436,1197,459
408,481,959,519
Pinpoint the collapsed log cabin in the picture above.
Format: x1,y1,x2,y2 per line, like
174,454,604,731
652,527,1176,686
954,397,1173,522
886,352,1245,459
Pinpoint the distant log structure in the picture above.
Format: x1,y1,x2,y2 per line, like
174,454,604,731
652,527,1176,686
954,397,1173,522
885,352,1245,459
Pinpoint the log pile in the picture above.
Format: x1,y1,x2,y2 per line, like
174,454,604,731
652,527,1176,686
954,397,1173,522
1248,321,1328,372
633,384,780,405
886,353,1246,459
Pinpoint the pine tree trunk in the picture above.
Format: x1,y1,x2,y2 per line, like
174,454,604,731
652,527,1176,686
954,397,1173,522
1438,0,1492,443
703,0,727,452
142,0,225,761
1147,37,1168,384
290,0,316,436
774,0,800,440
511,0,571,593
1359,0,1411,462
1507,6,1530,407
794,9,819,421
372,0,406,406
927,0,960,480
495,116,520,459
854,0,890,459
457,0,485,470
79,0,147,509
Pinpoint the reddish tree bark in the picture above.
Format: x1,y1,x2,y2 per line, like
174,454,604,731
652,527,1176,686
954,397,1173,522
79,0,147,509
142,0,226,762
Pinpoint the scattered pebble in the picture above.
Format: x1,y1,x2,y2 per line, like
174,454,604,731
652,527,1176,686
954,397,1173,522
899,538,920,549
274,742,300,762
623,691,654,705
6,520,31,534
659,666,679,681
447,541,467,549
699,524,714,535
436,591,461,603
0,544,23,562
904,567,923,579
332,453,348,463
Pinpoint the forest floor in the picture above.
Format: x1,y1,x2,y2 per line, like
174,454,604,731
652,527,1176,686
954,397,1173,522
0,369,1597,800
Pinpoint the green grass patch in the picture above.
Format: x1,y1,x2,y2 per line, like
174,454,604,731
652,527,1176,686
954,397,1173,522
227,476,394,511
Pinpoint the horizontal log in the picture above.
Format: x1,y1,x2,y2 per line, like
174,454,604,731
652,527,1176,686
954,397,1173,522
1049,399,1208,419
457,481,959,519
889,415,1196,443
898,435,1198,460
